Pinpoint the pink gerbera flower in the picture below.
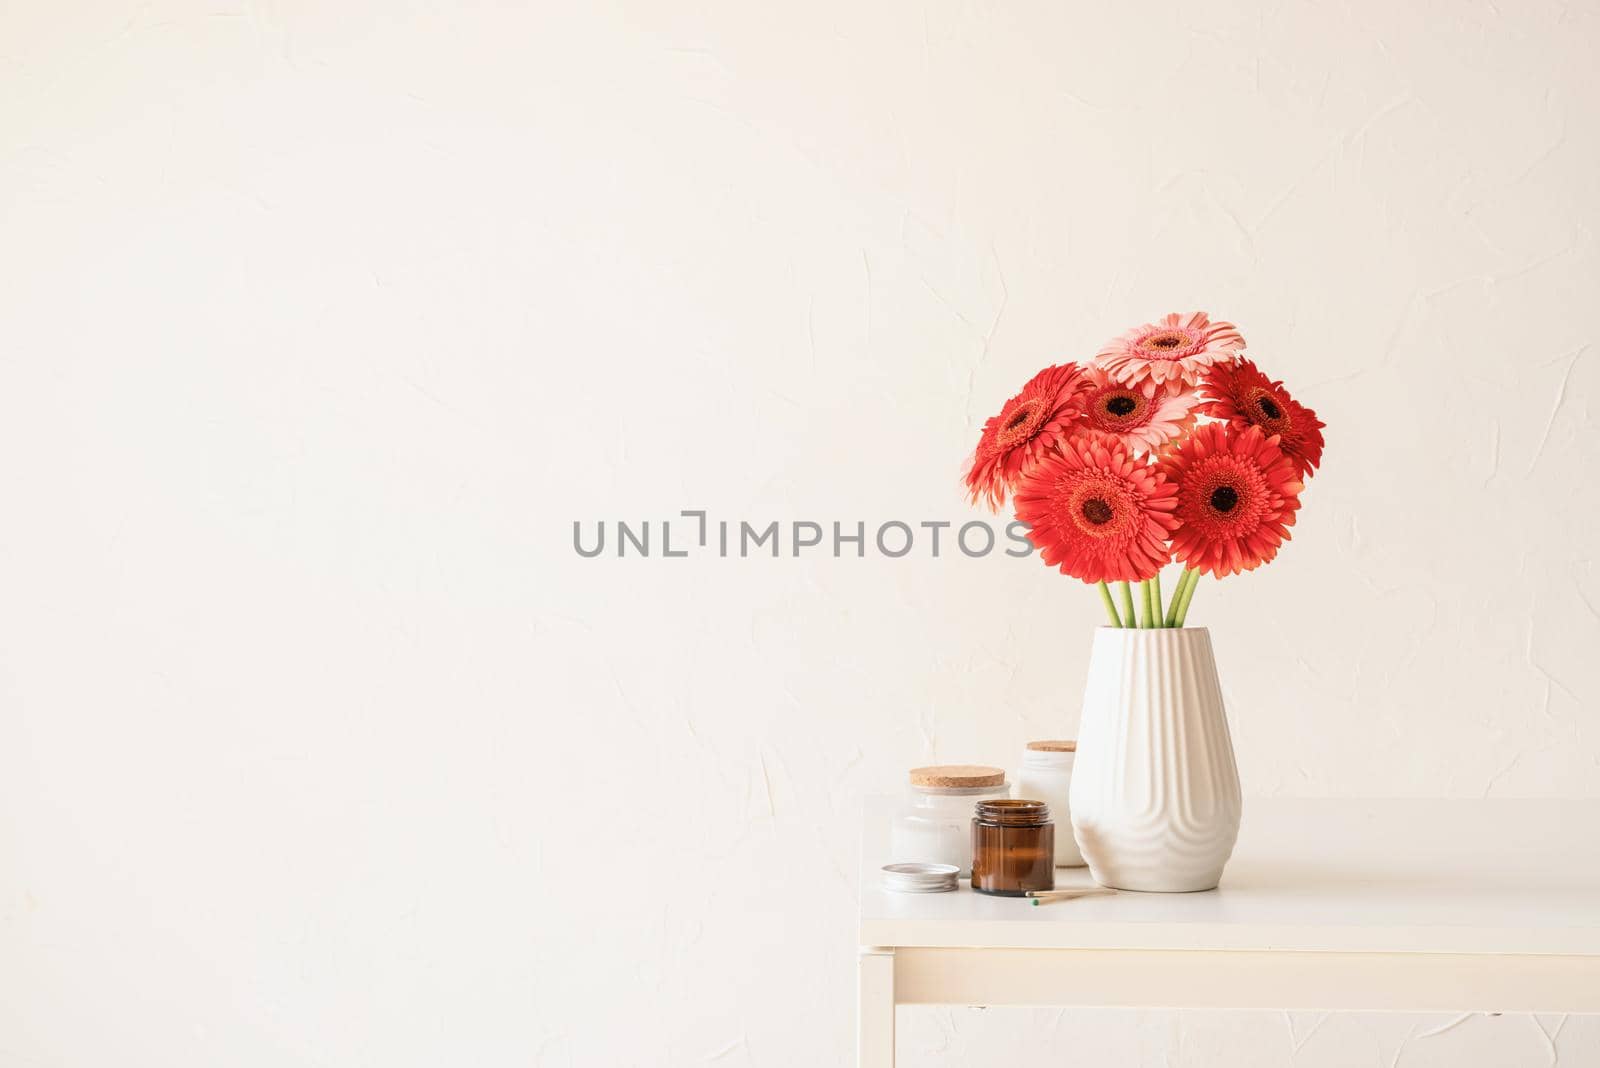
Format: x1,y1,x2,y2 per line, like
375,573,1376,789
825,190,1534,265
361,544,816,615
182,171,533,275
1094,311,1245,390
1077,367,1204,456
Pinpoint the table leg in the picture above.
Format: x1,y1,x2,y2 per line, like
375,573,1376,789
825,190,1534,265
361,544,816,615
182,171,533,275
858,946,895,1067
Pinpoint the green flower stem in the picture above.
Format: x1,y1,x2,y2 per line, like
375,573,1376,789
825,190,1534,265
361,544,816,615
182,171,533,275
1163,568,1193,628
1119,582,1136,629
1152,571,1164,627
1174,569,1202,627
1139,579,1153,628
1097,581,1122,628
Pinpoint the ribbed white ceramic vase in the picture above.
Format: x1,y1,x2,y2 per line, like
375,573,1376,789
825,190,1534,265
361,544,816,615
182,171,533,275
1069,627,1241,892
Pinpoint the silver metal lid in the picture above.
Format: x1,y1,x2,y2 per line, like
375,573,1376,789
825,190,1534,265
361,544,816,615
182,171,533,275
881,862,960,893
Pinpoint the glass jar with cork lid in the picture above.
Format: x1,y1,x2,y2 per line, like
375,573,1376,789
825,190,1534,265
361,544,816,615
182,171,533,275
890,765,1010,877
1015,739,1085,867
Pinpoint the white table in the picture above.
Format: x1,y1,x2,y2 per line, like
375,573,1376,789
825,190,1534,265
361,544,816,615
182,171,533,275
857,797,1600,1066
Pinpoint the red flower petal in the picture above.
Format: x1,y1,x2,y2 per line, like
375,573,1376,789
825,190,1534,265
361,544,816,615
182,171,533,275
964,363,1092,510
1198,356,1325,478
1159,422,1303,577
1013,432,1178,584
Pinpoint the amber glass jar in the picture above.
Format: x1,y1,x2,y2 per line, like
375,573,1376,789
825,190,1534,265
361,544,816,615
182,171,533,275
971,799,1055,896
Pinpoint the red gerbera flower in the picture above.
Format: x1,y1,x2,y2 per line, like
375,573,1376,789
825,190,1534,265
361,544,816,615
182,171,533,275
1013,432,1179,584
964,363,1091,510
1198,357,1325,478
1094,311,1245,390
1160,422,1303,578
1077,367,1204,456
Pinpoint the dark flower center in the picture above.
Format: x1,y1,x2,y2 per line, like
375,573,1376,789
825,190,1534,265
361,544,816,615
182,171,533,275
1257,395,1282,420
1081,498,1114,526
1209,485,1240,513
1146,332,1186,351
1004,406,1033,431
1106,395,1137,416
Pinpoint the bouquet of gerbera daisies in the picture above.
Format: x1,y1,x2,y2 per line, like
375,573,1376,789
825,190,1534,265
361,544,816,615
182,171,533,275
964,312,1325,628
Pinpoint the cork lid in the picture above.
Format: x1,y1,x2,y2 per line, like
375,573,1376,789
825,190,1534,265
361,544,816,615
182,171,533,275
1026,740,1077,753
909,764,1006,788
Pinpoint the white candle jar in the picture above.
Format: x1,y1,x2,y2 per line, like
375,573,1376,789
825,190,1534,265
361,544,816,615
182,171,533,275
890,765,1010,877
1015,741,1085,867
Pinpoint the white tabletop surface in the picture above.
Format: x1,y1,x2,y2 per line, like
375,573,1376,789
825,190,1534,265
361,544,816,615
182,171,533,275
860,797,1600,955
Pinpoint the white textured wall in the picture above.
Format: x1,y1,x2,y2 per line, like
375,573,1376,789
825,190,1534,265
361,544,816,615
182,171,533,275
2,1,1597,1065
